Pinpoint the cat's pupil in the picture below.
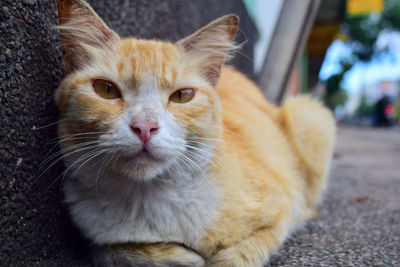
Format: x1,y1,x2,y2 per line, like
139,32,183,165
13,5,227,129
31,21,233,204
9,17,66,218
180,89,192,100
169,88,194,103
106,83,111,94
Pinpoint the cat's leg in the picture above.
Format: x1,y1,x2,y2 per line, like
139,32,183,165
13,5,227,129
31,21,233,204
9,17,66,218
206,223,289,267
92,242,205,267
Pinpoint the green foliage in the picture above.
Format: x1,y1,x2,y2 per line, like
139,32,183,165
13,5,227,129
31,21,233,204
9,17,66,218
332,88,348,107
344,14,382,61
382,0,400,29
356,93,375,116
343,0,400,61
322,0,400,111
323,58,354,110
395,97,400,121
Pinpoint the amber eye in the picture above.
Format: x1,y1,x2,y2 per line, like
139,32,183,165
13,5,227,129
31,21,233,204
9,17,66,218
169,88,195,103
93,79,121,99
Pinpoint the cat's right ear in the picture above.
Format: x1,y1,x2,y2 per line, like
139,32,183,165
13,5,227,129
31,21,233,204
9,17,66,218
57,0,120,73
176,15,239,86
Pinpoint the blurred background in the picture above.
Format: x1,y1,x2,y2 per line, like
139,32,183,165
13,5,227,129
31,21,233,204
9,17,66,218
247,0,400,128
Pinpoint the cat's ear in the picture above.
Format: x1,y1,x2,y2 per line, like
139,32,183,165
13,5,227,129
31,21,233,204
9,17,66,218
57,0,120,73
176,15,239,86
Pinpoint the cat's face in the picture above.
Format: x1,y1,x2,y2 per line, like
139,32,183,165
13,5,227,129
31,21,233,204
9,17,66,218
56,0,238,181
57,39,221,180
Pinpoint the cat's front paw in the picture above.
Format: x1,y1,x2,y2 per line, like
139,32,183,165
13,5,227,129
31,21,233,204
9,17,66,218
206,246,259,267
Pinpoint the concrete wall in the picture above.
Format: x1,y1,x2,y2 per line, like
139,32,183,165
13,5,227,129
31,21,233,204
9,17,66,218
0,0,256,265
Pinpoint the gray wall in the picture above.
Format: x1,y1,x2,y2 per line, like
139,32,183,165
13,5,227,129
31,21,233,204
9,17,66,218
0,0,257,265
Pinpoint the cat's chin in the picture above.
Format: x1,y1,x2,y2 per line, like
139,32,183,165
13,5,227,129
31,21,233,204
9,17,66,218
114,149,172,181
124,149,161,164
118,163,169,182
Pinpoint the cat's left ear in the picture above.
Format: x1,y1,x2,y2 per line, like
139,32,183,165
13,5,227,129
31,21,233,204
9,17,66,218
176,15,239,86
57,0,120,73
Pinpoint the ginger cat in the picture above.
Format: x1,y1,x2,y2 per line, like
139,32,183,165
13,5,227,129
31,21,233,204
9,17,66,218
55,0,335,266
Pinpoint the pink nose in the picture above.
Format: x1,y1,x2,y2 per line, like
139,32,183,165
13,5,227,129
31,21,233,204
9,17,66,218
130,121,159,144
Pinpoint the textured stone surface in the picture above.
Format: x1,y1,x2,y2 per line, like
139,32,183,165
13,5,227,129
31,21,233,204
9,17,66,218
269,126,400,266
3,0,398,266
0,0,256,266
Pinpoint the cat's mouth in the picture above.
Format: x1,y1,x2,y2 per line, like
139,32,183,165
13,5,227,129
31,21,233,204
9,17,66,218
126,147,162,163
136,148,153,158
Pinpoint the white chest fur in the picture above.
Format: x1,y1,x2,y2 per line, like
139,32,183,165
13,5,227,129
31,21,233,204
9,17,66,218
63,169,222,249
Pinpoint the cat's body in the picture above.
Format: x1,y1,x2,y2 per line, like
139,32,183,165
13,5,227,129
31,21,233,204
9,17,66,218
56,1,335,266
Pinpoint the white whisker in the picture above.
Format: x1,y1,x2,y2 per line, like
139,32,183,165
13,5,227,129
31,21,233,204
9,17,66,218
32,119,67,130
48,148,109,191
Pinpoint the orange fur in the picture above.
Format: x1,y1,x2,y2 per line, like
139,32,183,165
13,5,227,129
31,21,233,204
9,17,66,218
197,68,336,265
116,61,124,77
56,1,335,266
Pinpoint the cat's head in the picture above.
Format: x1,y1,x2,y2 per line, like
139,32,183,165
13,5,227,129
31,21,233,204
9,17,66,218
55,0,238,181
